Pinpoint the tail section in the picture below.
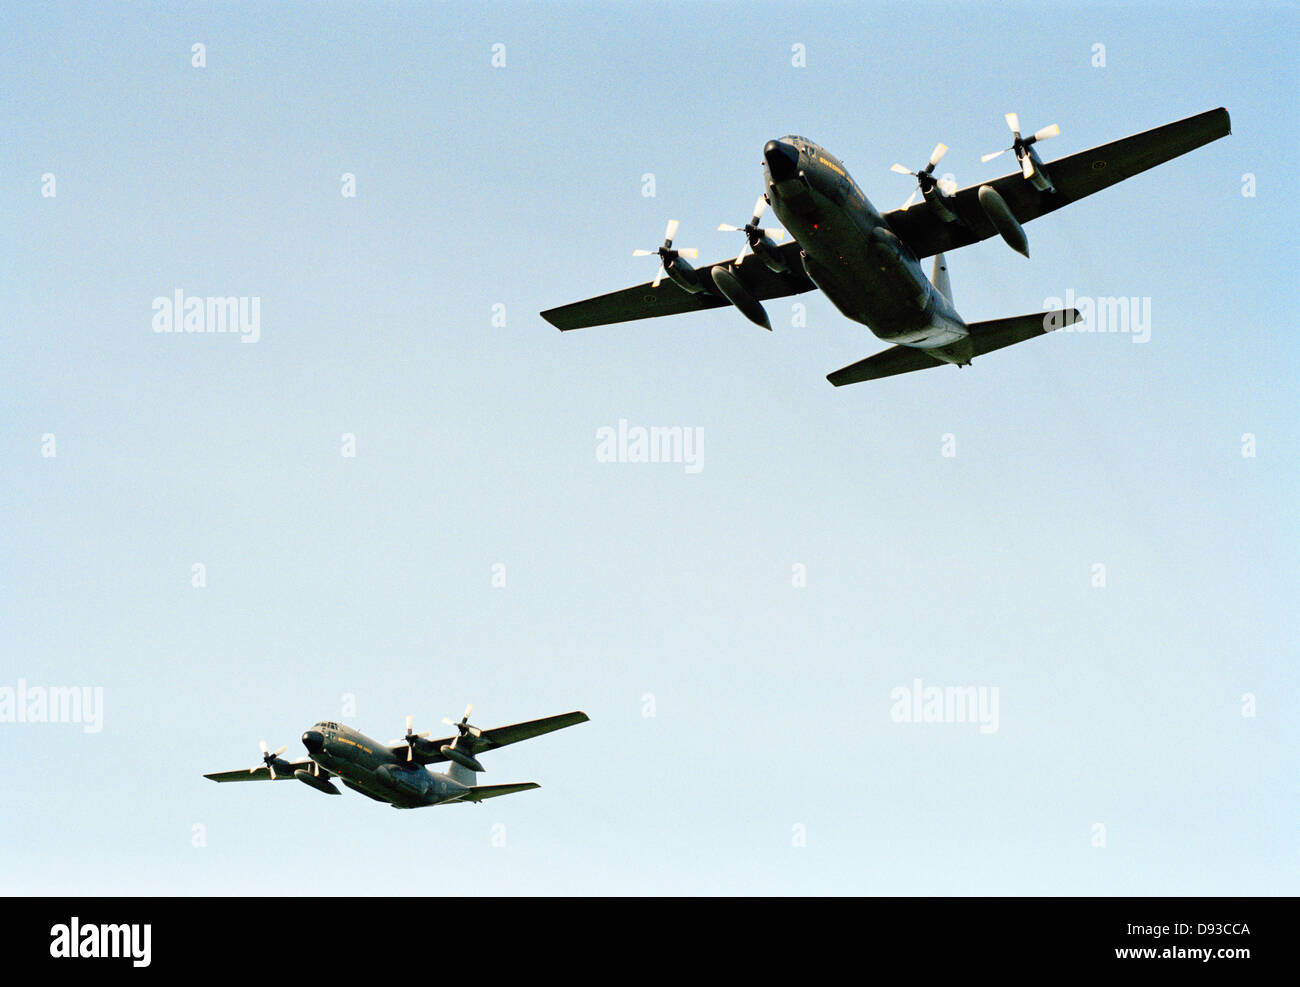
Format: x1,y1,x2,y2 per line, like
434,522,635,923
447,760,477,787
826,308,1081,386
931,253,952,304
462,782,540,802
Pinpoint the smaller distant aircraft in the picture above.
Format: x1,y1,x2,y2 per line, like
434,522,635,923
204,705,588,809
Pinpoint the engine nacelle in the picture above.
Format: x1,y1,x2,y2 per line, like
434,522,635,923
750,235,790,274
664,257,704,294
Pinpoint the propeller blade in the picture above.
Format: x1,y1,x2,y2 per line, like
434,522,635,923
1032,124,1060,142
652,266,664,288
980,149,1006,164
1005,112,1020,134
890,163,913,175
676,248,699,259
259,740,269,755
272,746,286,757
406,745,413,762
1021,154,1035,180
632,248,655,256
936,177,958,196
663,219,679,245
442,717,456,727
735,245,748,266
768,229,786,243
928,143,948,167
903,188,919,209
717,223,742,232
405,715,413,732
467,726,483,738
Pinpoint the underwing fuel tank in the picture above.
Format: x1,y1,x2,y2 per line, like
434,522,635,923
710,266,772,330
440,745,486,774
977,185,1030,258
294,768,340,795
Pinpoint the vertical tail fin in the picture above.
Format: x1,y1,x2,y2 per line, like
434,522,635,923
931,252,952,304
446,760,477,787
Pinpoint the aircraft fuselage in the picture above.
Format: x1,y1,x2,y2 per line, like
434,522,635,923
762,136,972,364
300,721,474,809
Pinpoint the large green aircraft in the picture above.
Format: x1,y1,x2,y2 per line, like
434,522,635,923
541,108,1230,384
204,706,588,808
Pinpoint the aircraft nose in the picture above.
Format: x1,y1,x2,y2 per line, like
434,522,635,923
301,730,324,754
763,140,800,182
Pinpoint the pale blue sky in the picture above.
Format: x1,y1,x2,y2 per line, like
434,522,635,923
1,1,1295,895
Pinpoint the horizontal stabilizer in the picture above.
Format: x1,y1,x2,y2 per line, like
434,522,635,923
462,782,540,803
827,344,945,385
826,308,1081,386
967,308,1081,357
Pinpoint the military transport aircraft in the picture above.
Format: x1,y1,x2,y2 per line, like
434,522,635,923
541,108,1230,385
204,706,588,809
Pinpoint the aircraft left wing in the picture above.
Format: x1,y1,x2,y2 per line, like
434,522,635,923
884,107,1230,260
541,244,813,330
204,759,321,783
396,711,590,766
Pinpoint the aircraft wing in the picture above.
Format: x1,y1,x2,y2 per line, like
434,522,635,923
541,244,813,330
884,107,1231,259
460,782,541,803
204,759,320,783
397,711,590,766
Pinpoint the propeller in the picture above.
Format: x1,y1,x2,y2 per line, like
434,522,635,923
401,714,431,763
981,113,1060,179
253,740,291,779
717,194,786,265
633,220,699,287
442,703,483,750
890,143,951,209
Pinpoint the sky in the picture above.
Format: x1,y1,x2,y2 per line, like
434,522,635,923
1,1,1295,895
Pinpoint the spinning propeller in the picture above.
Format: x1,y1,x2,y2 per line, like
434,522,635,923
981,113,1060,179
633,220,699,288
252,740,291,779
890,143,955,209
401,714,431,763
442,703,483,750
717,195,786,265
